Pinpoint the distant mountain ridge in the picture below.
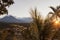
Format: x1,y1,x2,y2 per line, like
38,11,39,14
0,15,32,23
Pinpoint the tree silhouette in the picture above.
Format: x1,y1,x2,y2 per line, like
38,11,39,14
0,0,14,15
48,6,60,20
30,8,43,40
43,6,60,40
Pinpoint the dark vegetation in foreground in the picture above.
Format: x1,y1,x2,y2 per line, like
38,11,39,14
0,0,60,40
0,6,60,40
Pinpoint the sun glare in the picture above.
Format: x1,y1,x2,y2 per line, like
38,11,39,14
52,18,60,28
53,17,60,24
55,20,59,24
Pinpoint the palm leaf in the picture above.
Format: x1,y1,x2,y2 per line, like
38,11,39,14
50,6,56,12
57,5,60,9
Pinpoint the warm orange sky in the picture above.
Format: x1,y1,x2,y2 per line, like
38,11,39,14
3,0,60,18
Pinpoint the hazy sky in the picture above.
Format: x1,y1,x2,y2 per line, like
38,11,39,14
7,0,60,18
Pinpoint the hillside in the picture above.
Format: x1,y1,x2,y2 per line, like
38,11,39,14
0,15,32,23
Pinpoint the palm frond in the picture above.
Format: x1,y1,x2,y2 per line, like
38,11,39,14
30,8,43,40
57,5,60,9
50,6,56,12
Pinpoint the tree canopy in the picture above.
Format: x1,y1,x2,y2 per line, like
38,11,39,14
0,0,14,15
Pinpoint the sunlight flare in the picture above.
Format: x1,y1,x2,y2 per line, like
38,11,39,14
55,20,59,24
53,17,60,24
52,18,60,28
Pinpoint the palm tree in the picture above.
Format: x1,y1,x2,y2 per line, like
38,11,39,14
44,6,60,40
30,8,43,40
48,6,60,20
0,0,14,15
